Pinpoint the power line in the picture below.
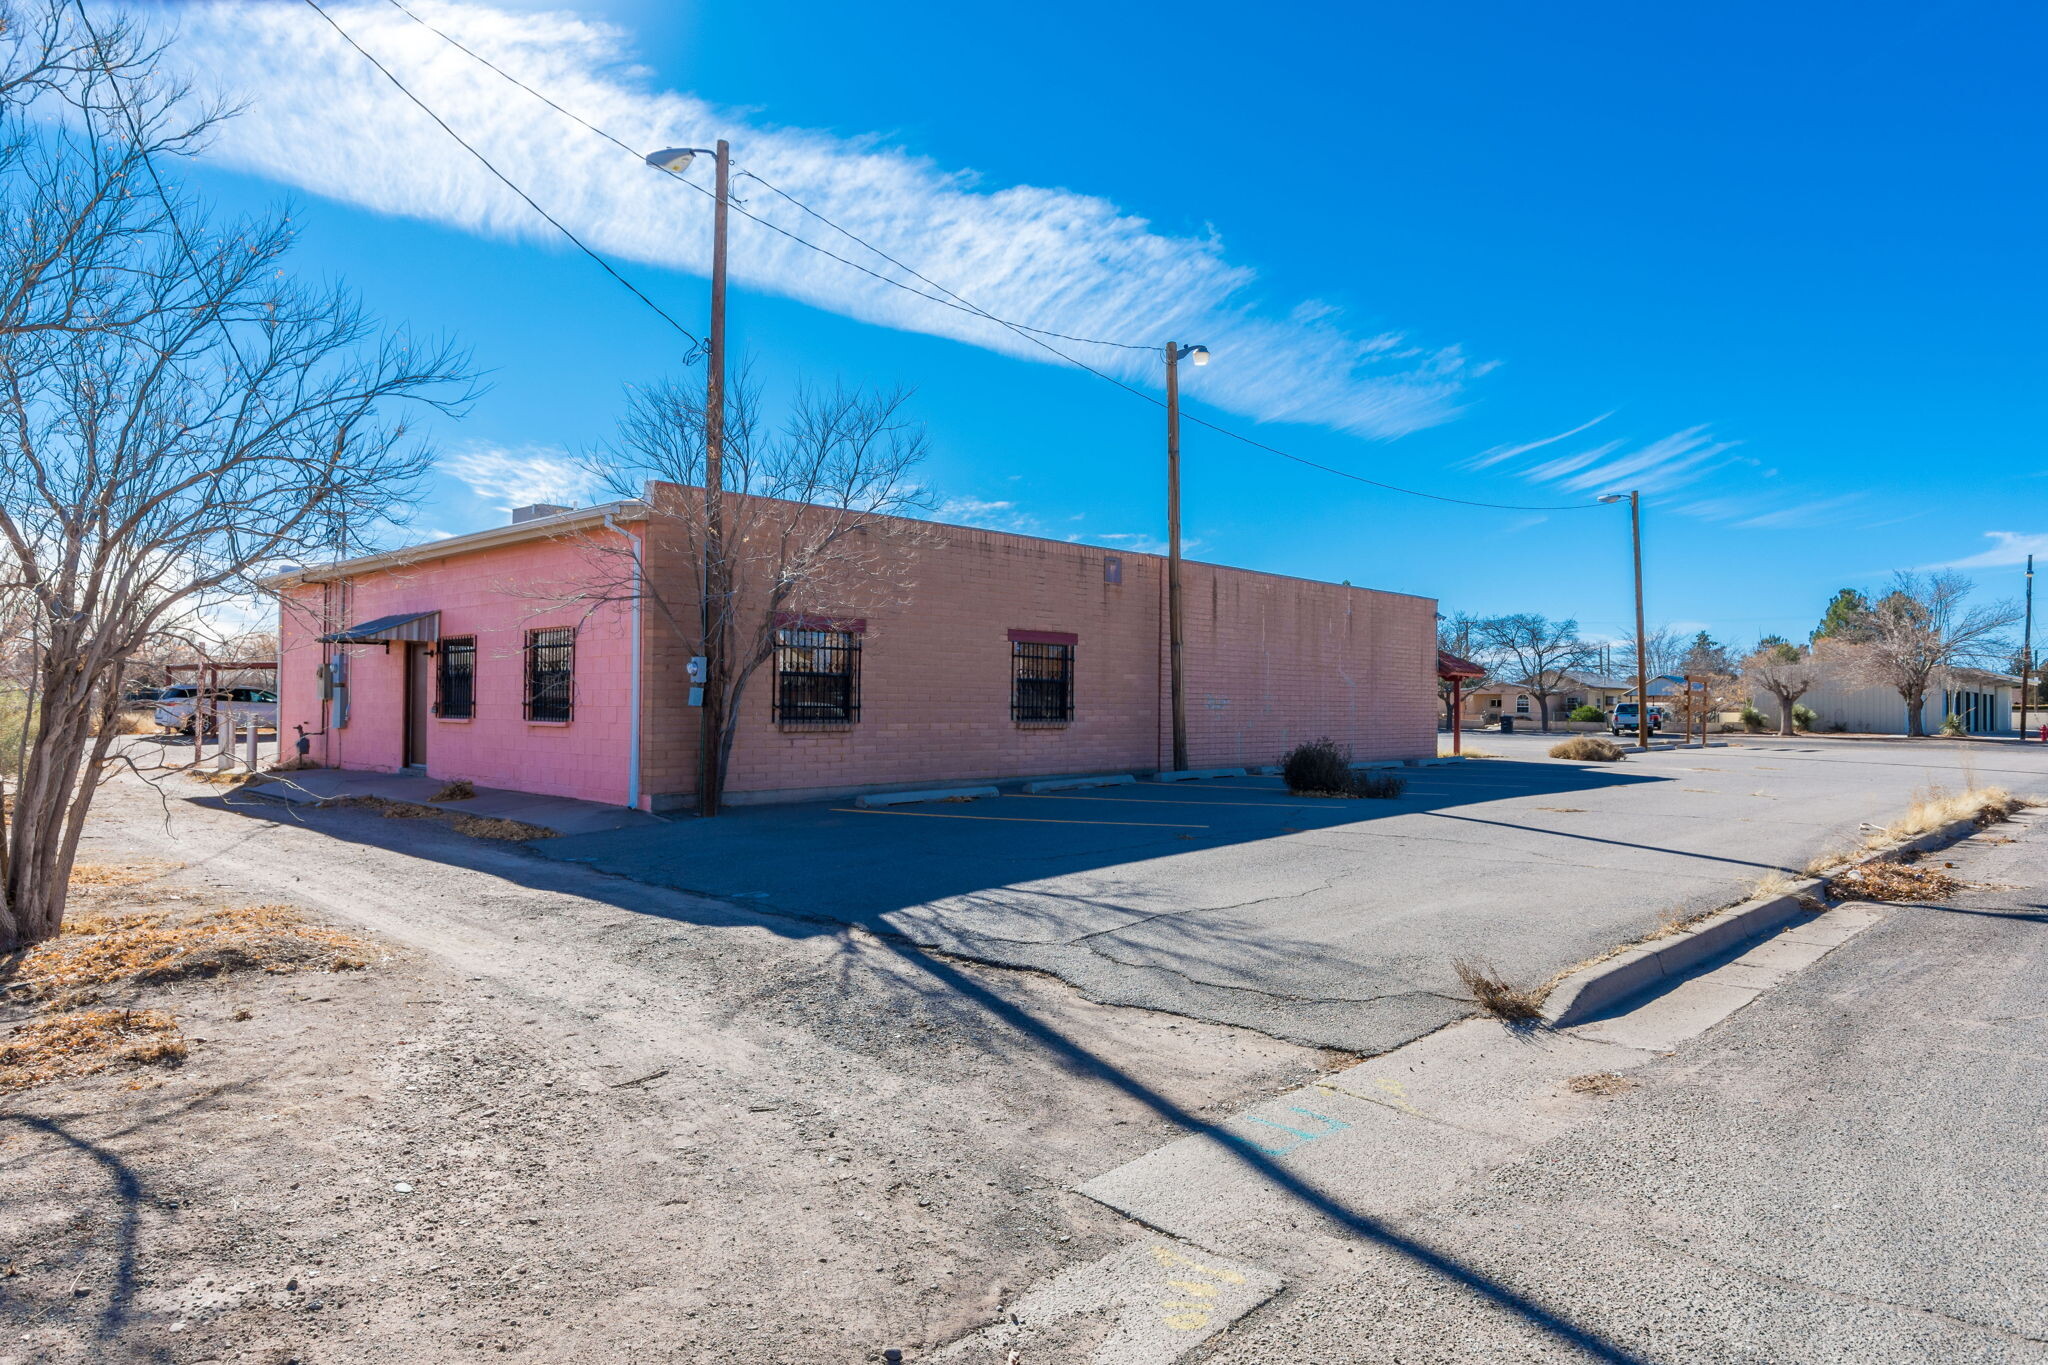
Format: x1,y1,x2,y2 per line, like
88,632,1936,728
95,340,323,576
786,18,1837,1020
368,0,1604,514
302,0,703,352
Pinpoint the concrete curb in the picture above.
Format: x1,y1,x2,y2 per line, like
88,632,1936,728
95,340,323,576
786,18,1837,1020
853,786,999,809
1021,774,1136,794
1543,813,1987,1027
1150,767,1247,782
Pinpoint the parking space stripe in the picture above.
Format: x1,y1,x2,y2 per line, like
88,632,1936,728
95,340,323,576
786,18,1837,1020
834,807,1210,829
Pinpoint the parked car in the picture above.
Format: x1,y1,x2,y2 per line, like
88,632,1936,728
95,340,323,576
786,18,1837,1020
155,685,278,735
123,685,164,703
1609,702,1664,735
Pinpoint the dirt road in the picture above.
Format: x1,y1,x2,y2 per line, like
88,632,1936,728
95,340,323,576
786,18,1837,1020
1,777,1335,1363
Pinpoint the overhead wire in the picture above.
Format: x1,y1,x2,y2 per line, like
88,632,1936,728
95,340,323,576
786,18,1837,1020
302,0,703,352
365,0,1605,514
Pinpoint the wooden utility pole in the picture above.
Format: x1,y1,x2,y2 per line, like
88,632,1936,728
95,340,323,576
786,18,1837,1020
2023,553,2035,742
700,139,731,816
1629,491,1648,750
1164,342,1189,772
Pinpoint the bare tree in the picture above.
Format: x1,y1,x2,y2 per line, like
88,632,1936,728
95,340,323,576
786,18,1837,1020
1844,572,2020,737
1435,610,1486,732
1615,624,1682,682
577,370,933,810
1742,640,1823,736
1472,614,1591,732
0,8,471,948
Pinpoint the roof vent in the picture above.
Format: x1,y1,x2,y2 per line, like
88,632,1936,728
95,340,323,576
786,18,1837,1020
511,503,572,524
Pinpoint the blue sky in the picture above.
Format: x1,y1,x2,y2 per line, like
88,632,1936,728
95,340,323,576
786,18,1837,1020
136,0,2046,648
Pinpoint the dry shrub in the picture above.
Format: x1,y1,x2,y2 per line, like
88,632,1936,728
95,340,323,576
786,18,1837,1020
1453,959,1546,1026
186,767,265,787
1567,1071,1637,1098
1549,736,1625,762
1,1009,186,1091
267,754,326,773
68,860,182,888
430,778,476,802
13,904,372,1001
1280,737,1353,794
1825,860,1960,903
99,706,160,736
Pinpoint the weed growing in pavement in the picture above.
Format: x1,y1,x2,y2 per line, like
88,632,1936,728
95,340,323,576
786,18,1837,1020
1547,736,1625,762
1747,869,1800,901
1452,959,1546,1026
1566,1072,1637,1098
1280,738,1407,798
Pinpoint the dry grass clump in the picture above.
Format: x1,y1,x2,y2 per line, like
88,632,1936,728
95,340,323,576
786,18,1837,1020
447,813,555,840
13,903,371,1002
1747,869,1800,900
1452,959,1546,1026
1875,786,2034,843
68,859,182,888
1,1009,186,1091
186,767,266,787
430,778,477,802
1824,860,1960,904
1567,1071,1638,1098
1548,736,1625,762
101,707,161,736
328,795,555,840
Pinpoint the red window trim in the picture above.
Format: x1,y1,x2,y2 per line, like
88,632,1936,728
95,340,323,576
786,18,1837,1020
1008,629,1078,646
774,612,867,634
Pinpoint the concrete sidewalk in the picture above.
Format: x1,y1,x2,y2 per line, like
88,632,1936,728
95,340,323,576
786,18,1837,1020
249,767,659,838
1121,808,2048,1363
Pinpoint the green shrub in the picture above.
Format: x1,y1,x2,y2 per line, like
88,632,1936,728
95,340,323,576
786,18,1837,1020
1791,704,1818,731
1567,705,1606,723
1938,713,1968,737
1280,737,1353,794
1739,705,1770,733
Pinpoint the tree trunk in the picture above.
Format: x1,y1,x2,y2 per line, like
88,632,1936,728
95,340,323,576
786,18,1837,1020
1536,695,1552,732
1904,688,1926,737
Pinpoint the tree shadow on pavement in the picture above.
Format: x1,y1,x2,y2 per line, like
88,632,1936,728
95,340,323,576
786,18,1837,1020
181,792,1658,1363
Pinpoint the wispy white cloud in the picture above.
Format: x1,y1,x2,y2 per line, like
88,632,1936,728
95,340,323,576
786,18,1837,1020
1467,420,1742,500
143,0,1475,439
922,494,1173,554
441,444,598,510
1930,530,2048,570
1464,413,1613,471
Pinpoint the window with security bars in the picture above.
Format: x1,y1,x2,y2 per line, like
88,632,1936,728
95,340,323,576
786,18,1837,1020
524,627,575,722
435,637,476,719
774,628,860,725
1012,641,1075,722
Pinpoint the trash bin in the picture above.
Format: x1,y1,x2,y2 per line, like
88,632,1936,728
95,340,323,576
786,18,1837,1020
1499,717,1515,734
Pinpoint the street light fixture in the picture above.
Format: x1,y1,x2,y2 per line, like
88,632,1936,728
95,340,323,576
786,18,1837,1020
1164,342,1209,772
646,140,733,815
1598,490,1649,751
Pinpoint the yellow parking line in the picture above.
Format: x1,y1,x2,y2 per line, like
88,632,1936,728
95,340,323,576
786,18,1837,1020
835,807,1209,829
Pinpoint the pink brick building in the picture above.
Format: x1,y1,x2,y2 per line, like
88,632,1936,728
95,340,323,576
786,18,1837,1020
272,487,1439,811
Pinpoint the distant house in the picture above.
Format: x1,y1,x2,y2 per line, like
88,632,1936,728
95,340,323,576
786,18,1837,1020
1460,670,1637,726
1794,666,2020,735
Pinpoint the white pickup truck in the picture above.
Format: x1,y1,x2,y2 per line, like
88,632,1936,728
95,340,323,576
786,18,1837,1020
154,685,278,735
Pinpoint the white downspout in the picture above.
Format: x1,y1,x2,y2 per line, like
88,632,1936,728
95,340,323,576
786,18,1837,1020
604,512,645,810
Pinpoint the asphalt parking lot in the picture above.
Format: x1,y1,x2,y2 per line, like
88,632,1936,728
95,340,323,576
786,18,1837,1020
538,734,2048,1052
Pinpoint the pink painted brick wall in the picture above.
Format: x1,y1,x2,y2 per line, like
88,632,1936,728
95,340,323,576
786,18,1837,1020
638,483,1438,807
278,530,638,806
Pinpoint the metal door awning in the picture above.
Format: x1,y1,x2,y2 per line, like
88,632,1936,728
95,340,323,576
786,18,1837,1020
318,611,440,645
